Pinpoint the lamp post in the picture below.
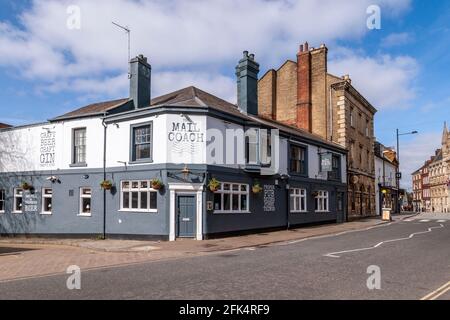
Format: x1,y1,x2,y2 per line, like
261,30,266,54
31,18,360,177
396,129,418,213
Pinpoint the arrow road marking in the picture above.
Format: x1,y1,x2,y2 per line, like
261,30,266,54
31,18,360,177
324,224,445,258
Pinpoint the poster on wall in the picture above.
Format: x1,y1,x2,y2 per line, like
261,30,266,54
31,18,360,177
40,129,56,168
320,153,332,172
263,185,276,212
23,192,38,213
167,117,204,163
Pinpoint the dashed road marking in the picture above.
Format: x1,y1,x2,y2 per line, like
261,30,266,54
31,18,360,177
419,220,430,222
437,220,447,223
324,224,445,258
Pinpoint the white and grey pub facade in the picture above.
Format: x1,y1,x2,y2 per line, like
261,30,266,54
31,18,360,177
0,53,347,240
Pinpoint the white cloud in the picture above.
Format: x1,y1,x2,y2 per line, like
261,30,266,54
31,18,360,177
329,49,418,110
0,0,411,99
398,132,442,190
381,32,414,47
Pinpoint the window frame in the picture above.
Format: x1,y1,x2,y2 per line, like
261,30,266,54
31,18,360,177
130,122,153,163
120,180,158,213
290,188,307,213
0,189,5,213
314,190,329,213
41,187,53,215
245,128,260,166
328,154,341,181
289,143,308,176
71,127,87,167
213,183,250,214
13,188,23,213
79,187,92,217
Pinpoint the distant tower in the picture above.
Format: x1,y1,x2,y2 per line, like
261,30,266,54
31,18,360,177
442,122,449,157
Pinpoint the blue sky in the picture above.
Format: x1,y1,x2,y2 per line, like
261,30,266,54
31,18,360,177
0,0,449,189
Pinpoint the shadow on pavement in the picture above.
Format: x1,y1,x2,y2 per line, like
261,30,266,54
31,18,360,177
0,246,37,256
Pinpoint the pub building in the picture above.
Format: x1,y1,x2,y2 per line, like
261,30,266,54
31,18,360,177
0,52,347,240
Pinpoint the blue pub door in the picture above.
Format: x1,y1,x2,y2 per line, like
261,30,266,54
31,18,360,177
177,195,196,238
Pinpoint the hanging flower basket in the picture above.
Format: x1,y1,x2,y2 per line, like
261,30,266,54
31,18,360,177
207,178,220,192
151,179,164,190
252,184,263,194
21,181,32,190
100,180,113,190
311,191,319,197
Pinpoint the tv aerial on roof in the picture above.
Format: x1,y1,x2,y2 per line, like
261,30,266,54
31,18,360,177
112,21,131,79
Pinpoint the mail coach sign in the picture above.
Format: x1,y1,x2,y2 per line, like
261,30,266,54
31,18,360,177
40,130,56,167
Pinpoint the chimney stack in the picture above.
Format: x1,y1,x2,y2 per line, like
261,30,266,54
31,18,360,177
296,42,312,132
236,51,260,115
130,54,151,109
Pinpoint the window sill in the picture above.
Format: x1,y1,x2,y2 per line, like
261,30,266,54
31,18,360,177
213,211,251,214
129,159,153,165
290,211,308,214
70,163,88,168
119,209,158,214
77,213,92,217
40,212,52,215
289,172,308,178
12,211,23,214
315,211,330,213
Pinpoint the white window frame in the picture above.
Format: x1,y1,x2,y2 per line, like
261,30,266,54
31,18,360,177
72,127,87,165
290,188,307,213
0,189,5,213
120,180,158,213
315,190,329,213
41,188,53,215
13,188,23,213
213,183,250,214
79,187,92,217
245,128,260,165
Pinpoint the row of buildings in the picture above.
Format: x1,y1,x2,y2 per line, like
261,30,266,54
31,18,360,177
0,42,400,240
412,124,450,212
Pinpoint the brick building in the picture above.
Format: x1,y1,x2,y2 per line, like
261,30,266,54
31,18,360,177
258,42,377,219
412,122,449,213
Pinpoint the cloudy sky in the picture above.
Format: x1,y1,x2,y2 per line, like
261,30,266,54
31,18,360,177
0,0,449,189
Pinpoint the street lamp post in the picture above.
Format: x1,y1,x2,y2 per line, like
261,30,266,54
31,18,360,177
396,129,418,213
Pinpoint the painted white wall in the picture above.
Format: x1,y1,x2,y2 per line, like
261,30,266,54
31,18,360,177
0,118,103,172
0,112,345,182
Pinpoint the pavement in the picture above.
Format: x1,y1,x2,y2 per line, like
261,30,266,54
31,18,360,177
0,212,448,300
0,216,404,283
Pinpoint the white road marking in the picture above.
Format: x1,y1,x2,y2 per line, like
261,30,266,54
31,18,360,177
437,220,447,223
324,224,445,258
404,219,414,222
421,281,450,300
419,220,430,222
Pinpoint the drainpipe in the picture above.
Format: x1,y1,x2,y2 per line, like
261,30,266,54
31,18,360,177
102,116,107,240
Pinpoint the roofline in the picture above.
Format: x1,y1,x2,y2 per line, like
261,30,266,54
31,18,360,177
49,99,130,122
104,103,347,153
331,80,377,114
0,121,50,132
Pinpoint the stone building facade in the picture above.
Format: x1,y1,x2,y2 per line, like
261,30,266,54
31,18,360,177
258,42,377,219
412,123,449,213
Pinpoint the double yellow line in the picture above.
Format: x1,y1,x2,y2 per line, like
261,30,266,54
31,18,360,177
421,281,450,300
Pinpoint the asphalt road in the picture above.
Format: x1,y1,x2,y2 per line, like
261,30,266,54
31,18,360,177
0,217,449,300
